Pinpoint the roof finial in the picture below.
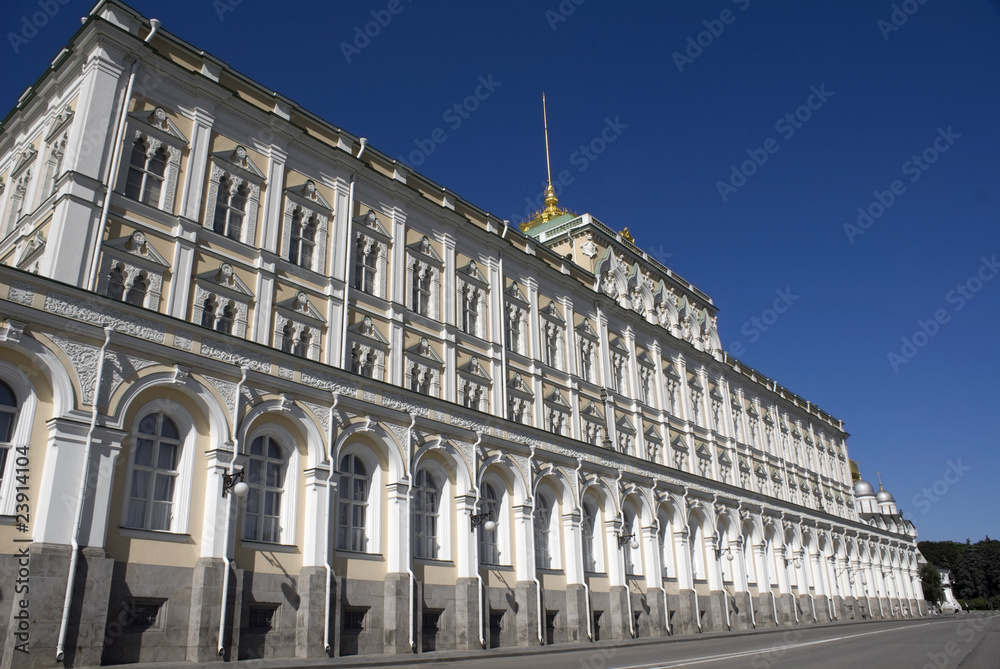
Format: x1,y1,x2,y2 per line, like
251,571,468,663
520,93,567,232
876,471,883,491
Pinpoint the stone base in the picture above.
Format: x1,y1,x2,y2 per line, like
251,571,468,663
634,587,667,638
879,597,891,618
564,584,591,642
777,593,796,626
730,591,754,630
755,592,777,628
918,600,928,616
294,566,327,658
608,585,632,640
514,581,540,646
797,594,815,623
670,590,700,635
814,595,830,622
869,597,883,618
843,596,859,620
382,573,412,654
2,544,113,669
453,578,481,650
907,598,919,617
832,595,846,621
702,591,728,632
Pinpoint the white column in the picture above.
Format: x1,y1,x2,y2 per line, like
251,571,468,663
455,493,476,578
563,511,584,585
513,504,534,582
301,466,331,567
384,481,409,573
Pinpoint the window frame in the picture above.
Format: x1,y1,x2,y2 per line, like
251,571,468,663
412,460,451,561
0,364,37,517
240,424,299,547
335,445,382,554
119,400,196,535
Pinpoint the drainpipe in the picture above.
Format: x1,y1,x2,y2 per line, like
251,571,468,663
86,19,160,292
404,414,418,652
469,431,486,648
497,250,508,415
323,393,340,653
218,366,249,658
693,588,703,633
56,325,113,663
528,446,544,645
744,537,756,629
615,469,636,639
575,458,593,642
339,173,357,370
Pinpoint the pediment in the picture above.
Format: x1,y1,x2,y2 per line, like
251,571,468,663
11,146,37,177
405,337,444,364
506,372,533,397
194,263,254,299
458,356,491,381
615,413,635,433
671,434,688,451
695,443,712,459
285,180,332,212
544,388,570,407
347,315,389,345
406,235,443,264
103,230,170,269
717,450,732,466
355,208,391,238
540,300,565,323
45,105,74,141
636,350,655,368
581,401,604,421
644,423,662,442
129,106,189,145
575,319,598,339
663,363,681,380
276,291,326,324
458,259,489,286
211,145,265,181
609,337,629,354
505,281,528,305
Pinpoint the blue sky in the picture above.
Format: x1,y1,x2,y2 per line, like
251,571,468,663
3,1,998,542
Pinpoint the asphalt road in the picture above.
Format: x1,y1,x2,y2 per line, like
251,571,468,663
377,613,1000,669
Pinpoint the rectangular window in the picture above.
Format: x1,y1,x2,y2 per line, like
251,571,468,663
127,599,165,630
248,605,278,632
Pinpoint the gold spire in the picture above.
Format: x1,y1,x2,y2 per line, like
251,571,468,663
876,471,884,491
520,93,568,232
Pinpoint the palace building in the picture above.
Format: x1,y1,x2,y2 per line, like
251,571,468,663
0,2,925,666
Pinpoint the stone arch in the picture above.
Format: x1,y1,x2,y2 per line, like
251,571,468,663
240,397,326,469
13,333,78,417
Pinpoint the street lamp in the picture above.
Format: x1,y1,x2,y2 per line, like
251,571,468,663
470,510,497,533
617,531,639,550
715,547,736,561
784,556,802,569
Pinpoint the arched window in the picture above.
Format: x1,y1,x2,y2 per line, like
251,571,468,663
413,267,431,316
689,519,703,580
124,138,166,206
125,273,147,307
658,513,675,578
243,434,286,543
201,296,217,329
213,178,247,240
106,265,126,301
413,468,441,559
125,412,182,531
581,500,597,573
281,322,295,354
479,482,501,565
534,494,553,569
354,238,379,294
0,380,18,491
216,301,235,335
462,287,480,336
292,327,311,358
337,453,369,552
290,210,317,269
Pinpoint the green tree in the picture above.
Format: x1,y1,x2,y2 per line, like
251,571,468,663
919,563,944,605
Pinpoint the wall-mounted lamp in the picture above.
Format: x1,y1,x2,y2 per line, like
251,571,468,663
617,532,639,550
715,547,736,561
470,511,497,533
784,557,802,569
222,469,248,498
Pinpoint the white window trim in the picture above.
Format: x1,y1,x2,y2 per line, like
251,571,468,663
116,111,185,214
413,459,452,561
534,485,561,570
622,504,643,576
97,231,169,311
336,443,383,555
479,474,510,566
281,181,331,274
581,497,605,574
0,362,37,517
204,147,264,245
241,423,299,547
119,400,196,535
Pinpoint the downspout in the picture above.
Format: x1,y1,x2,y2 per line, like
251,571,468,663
404,414,418,652
575,458,593,642
744,537,756,629
497,249,508,414
323,393,340,653
616,469,636,639
469,431,486,648
694,588,703,633
339,173,357,370
720,544,731,631
86,19,160,292
528,446,544,645
56,325,113,663
218,366,249,658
